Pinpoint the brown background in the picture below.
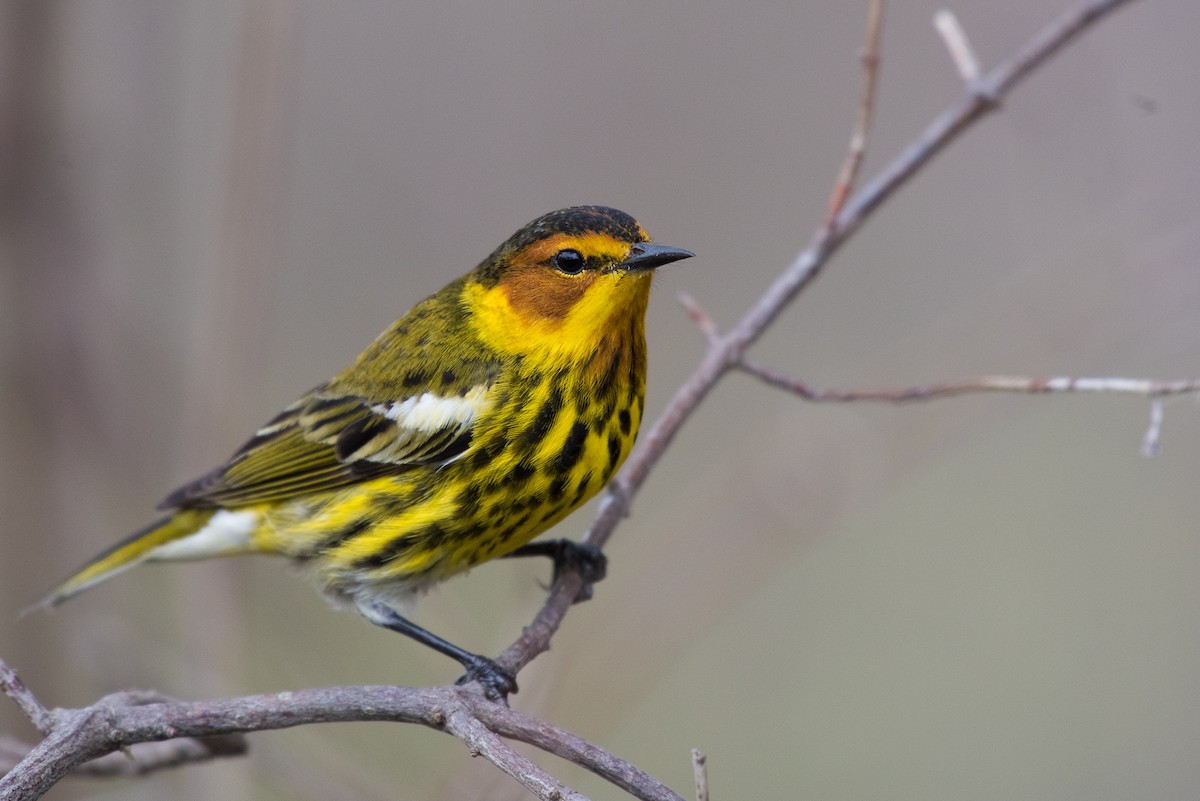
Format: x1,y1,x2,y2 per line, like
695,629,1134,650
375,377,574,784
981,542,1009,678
3,1,1199,799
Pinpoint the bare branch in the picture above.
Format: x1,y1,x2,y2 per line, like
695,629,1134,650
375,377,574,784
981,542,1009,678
737,361,1198,455
480,705,685,801
0,734,246,779
0,686,442,799
0,659,53,735
0,683,685,801
823,0,885,231
1142,398,1165,457
935,9,983,84
678,292,720,345
692,749,709,801
442,708,589,801
737,362,1200,403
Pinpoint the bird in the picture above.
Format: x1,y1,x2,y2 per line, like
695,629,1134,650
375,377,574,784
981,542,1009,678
39,205,693,698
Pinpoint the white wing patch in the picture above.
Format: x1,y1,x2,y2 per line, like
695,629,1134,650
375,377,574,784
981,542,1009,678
370,385,488,432
147,509,259,561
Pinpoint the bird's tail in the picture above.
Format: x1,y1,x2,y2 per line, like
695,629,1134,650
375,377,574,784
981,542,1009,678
33,508,218,611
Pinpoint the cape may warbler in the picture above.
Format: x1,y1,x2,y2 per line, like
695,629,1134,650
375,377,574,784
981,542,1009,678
41,206,692,697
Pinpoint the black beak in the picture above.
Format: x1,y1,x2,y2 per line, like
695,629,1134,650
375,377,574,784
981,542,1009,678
617,242,695,272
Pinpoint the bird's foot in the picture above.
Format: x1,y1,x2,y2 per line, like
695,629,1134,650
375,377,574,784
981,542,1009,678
455,655,518,702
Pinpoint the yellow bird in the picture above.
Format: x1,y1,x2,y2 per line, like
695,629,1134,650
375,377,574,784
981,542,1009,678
41,206,692,697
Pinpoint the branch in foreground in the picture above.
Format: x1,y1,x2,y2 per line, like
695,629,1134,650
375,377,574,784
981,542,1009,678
0,678,249,787
0,665,683,801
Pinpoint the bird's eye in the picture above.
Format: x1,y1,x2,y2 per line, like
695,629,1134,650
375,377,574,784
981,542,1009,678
551,249,585,275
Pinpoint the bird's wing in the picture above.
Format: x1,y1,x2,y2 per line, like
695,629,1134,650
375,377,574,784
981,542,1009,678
160,377,496,510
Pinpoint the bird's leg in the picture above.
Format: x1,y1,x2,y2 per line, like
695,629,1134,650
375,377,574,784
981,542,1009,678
365,603,517,701
504,539,607,602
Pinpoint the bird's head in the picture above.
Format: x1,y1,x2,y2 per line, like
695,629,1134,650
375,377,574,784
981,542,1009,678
466,206,693,356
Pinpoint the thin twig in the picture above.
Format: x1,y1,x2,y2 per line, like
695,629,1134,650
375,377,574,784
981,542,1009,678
935,9,983,84
737,363,1200,403
678,292,720,345
823,0,885,232
691,749,709,801
736,361,1197,456
0,659,53,735
1142,398,1165,457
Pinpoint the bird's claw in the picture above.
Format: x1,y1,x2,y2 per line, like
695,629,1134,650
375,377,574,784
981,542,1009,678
455,655,518,702
550,540,607,603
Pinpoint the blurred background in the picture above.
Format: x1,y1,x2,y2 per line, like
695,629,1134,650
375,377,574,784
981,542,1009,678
3,1,1199,799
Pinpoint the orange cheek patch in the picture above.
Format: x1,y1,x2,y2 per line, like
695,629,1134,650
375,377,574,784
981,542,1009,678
501,264,594,322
